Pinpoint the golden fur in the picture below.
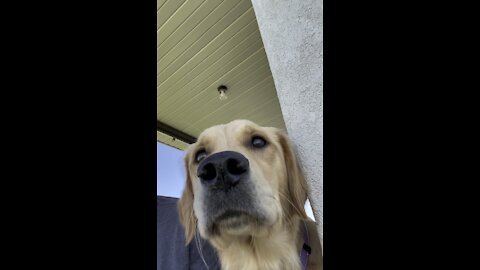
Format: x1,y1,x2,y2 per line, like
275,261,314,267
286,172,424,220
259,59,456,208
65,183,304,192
178,120,322,270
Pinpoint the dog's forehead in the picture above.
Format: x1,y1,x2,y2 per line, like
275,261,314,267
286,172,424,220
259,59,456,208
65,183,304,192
198,120,260,141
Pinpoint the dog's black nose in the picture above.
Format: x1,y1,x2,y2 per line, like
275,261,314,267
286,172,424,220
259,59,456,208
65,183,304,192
197,151,249,191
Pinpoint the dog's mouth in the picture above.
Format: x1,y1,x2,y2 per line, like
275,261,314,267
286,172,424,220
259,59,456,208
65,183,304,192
209,209,262,233
215,210,250,225
203,183,267,235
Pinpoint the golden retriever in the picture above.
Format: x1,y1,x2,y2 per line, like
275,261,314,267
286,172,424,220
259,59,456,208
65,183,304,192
178,119,323,270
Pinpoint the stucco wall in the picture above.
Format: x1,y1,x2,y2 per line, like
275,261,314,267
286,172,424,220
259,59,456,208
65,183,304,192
250,0,323,248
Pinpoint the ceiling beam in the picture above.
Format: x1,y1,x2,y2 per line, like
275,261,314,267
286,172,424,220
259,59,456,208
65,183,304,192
156,121,196,144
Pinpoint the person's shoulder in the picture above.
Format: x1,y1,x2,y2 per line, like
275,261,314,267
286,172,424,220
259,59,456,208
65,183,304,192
157,196,181,218
157,195,179,205
157,196,181,224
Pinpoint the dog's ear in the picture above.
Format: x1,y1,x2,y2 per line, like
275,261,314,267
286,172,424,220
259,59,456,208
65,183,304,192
178,155,197,245
276,130,308,220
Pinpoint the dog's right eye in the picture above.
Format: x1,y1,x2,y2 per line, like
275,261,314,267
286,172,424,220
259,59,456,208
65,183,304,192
195,150,208,163
251,136,267,148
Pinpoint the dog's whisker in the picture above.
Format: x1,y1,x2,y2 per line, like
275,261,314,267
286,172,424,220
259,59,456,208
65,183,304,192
195,225,210,270
278,192,306,219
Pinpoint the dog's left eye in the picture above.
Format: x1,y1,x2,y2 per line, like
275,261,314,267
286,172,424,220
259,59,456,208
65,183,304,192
195,149,208,163
251,136,267,148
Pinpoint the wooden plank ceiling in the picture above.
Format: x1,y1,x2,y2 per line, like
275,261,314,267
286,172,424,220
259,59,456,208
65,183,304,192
157,0,286,149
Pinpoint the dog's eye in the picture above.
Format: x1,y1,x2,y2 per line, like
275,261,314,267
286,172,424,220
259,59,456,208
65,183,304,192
195,149,208,163
251,136,267,148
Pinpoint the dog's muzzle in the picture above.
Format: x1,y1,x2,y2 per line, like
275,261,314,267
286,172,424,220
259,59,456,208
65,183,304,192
197,151,249,192
197,151,265,234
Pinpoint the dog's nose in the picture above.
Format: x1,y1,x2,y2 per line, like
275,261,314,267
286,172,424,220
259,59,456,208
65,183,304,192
197,151,249,191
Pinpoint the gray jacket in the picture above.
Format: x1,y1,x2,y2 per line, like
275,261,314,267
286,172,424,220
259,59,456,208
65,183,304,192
157,196,220,270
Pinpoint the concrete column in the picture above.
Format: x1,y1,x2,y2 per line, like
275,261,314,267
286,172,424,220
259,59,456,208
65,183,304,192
250,0,323,249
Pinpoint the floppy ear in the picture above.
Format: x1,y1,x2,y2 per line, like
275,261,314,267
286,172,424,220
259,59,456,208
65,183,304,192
277,130,308,220
177,155,197,245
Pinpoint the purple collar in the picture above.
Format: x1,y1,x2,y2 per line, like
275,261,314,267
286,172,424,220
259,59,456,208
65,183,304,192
300,222,311,270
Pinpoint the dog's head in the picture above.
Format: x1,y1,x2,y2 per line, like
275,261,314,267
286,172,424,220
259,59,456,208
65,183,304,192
178,119,308,244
